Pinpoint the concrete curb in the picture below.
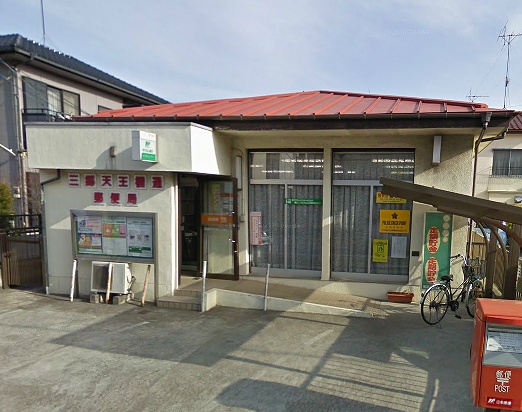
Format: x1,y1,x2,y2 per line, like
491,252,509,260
204,288,374,318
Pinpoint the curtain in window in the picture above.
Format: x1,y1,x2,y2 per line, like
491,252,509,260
332,150,414,277
332,186,370,273
47,88,61,114
249,184,285,268
63,91,80,116
492,150,510,176
287,185,322,270
510,151,522,176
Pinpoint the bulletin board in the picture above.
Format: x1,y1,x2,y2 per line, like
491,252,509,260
71,210,155,263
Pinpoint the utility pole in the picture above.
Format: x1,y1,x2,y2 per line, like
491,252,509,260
498,24,522,109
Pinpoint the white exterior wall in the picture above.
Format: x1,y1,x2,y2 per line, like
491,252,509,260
227,129,474,299
26,122,231,175
27,122,231,298
40,169,176,299
475,133,522,204
27,121,479,301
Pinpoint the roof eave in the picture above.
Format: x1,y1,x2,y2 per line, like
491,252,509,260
4,45,167,106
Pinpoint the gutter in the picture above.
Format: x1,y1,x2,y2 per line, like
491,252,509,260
40,170,61,295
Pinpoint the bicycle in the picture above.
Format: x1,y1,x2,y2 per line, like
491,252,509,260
420,254,484,325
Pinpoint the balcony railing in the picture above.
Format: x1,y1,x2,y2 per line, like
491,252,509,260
478,167,522,192
22,108,73,123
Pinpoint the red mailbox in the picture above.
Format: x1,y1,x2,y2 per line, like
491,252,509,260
470,298,522,410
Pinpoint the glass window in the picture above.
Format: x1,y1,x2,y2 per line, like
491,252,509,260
250,152,323,180
332,150,414,277
493,149,522,176
249,151,323,276
22,77,80,117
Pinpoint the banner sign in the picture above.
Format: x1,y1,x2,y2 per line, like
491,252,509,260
422,212,453,289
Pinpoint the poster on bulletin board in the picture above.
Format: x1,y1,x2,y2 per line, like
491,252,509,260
72,210,155,262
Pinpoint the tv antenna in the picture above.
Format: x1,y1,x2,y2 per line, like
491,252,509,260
40,0,46,45
467,90,488,102
498,23,522,108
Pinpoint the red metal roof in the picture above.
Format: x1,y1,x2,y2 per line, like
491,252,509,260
84,90,510,121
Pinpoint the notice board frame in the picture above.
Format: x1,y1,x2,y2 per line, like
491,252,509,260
71,210,156,263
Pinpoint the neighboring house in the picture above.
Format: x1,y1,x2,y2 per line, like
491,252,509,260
26,90,517,301
475,113,522,206
0,33,168,216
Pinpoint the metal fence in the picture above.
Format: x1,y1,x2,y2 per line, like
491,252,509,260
0,214,43,288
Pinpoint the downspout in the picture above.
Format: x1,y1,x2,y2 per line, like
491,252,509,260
40,170,61,294
466,112,492,259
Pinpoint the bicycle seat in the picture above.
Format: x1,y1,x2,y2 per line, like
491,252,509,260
440,275,452,282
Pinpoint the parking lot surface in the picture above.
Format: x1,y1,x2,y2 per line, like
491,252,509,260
0,288,481,411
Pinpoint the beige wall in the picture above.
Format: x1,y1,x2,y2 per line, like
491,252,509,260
226,129,474,297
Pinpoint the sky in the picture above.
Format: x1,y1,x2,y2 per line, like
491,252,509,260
2,0,522,109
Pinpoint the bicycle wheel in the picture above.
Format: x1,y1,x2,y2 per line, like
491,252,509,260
465,280,484,318
421,284,450,325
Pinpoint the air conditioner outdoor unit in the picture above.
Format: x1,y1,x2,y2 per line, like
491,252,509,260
91,261,131,294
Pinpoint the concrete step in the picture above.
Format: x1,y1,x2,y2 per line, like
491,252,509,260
157,293,201,311
175,289,202,298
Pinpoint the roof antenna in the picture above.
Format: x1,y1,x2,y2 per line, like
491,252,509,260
40,0,46,45
466,89,488,103
498,22,522,108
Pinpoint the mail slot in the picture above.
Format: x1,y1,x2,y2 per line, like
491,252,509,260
470,298,522,410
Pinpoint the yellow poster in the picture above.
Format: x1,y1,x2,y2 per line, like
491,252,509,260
379,210,411,233
373,239,388,262
376,193,407,204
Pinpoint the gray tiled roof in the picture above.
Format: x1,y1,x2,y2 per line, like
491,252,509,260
0,34,169,105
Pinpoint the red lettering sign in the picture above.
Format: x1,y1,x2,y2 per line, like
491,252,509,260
427,226,440,253
117,175,129,188
101,174,113,188
93,192,104,204
84,174,96,187
426,257,439,283
110,192,121,205
68,173,80,187
127,193,138,206
151,175,163,189
134,175,146,189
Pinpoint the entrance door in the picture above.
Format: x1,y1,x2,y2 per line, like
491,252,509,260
201,177,239,279
180,177,200,271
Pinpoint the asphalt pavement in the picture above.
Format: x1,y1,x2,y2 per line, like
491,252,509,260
0,288,482,412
